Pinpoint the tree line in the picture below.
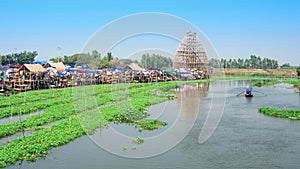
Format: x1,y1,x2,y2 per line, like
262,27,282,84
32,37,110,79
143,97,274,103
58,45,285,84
140,53,173,69
1,51,38,65
1,51,299,73
50,50,121,69
209,55,279,69
51,51,172,69
51,50,140,69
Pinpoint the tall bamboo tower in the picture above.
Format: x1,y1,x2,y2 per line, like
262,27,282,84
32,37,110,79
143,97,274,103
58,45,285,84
173,31,208,71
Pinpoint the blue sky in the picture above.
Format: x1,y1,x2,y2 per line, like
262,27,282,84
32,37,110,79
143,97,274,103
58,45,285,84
1,0,299,65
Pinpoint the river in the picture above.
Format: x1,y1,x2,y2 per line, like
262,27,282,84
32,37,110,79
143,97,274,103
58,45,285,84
7,79,300,169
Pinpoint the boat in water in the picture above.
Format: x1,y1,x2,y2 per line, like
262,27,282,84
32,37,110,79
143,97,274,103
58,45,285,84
245,93,253,97
245,86,253,97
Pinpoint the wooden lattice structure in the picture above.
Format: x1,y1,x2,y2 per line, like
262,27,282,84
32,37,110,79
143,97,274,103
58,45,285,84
173,32,208,71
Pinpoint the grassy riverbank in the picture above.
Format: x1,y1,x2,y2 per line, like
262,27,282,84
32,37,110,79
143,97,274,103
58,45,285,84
258,108,300,120
251,79,300,87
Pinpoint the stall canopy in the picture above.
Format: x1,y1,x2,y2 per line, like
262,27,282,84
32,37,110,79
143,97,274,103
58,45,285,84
163,69,175,73
18,64,46,74
124,63,143,71
109,68,125,71
66,68,76,72
44,62,66,71
86,69,99,74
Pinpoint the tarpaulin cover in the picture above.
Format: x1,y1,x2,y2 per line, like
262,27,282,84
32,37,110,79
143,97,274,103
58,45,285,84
66,68,76,72
176,72,187,74
163,69,175,73
57,72,65,77
76,69,86,73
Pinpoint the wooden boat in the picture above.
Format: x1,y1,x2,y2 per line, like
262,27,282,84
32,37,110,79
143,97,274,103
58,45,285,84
245,93,253,97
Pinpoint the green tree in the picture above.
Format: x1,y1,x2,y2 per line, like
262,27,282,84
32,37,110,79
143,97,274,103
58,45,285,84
262,58,268,69
208,58,221,68
50,56,64,63
249,55,257,68
208,56,279,69
2,51,37,65
257,56,262,69
100,56,111,68
221,59,227,68
140,53,172,68
50,51,120,69
296,66,300,76
107,52,113,62
91,50,101,58
280,63,291,69
271,60,278,69
75,53,93,66
237,58,244,68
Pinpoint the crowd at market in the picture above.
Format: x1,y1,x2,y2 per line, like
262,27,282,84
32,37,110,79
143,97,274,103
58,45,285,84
0,62,209,93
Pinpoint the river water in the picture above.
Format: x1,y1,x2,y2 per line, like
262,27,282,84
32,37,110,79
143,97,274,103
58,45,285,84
7,80,300,169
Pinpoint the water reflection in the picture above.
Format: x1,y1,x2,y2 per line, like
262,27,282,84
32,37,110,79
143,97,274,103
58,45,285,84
173,82,209,97
174,82,209,121
87,82,211,158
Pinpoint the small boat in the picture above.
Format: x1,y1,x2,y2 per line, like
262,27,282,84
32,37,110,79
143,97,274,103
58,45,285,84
245,93,253,97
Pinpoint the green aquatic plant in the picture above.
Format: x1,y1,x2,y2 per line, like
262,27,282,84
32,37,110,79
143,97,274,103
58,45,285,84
122,147,128,151
132,137,144,144
258,107,300,120
136,119,168,131
0,80,212,168
251,79,300,87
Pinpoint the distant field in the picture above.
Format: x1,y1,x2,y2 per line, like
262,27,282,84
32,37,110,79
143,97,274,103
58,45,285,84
212,68,297,77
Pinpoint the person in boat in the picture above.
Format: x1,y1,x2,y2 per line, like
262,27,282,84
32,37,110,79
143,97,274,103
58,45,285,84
245,86,252,96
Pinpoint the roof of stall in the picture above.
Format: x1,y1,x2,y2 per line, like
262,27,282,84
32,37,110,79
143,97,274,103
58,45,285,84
124,63,143,71
44,62,66,70
18,64,46,73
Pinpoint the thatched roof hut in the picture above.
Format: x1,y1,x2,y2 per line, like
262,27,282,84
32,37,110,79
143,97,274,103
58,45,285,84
18,64,46,74
44,62,66,70
124,63,143,71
